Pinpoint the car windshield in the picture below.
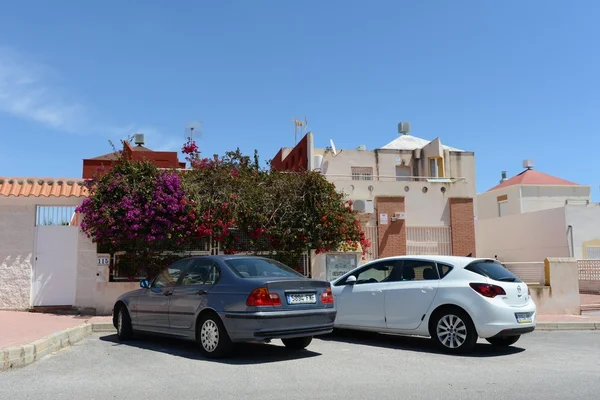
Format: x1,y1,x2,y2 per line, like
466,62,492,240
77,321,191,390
224,258,303,278
465,260,522,283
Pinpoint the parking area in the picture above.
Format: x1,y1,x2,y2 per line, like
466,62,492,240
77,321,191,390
1,330,599,400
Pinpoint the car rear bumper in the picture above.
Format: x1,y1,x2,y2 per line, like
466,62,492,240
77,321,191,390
222,308,337,342
471,299,537,338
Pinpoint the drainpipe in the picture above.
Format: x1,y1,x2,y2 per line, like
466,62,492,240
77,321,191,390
567,225,574,258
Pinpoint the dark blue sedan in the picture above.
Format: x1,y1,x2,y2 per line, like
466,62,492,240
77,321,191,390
112,255,336,358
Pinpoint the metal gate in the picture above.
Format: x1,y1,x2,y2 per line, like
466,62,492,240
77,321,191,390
32,206,79,306
406,227,452,256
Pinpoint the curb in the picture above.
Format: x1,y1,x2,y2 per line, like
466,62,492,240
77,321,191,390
0,321,116,372
536,322,599,331
1,323,93,372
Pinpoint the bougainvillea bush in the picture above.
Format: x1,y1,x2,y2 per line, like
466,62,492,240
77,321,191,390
78,138,370,279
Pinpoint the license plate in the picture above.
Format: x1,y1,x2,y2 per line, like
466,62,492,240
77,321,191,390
516,313,533,324
286,293,316,305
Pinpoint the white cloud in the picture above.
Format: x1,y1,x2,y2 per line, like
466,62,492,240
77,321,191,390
0,46,176,150
0,47,87,132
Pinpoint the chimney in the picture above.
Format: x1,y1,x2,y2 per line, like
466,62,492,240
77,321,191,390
499,171,507,183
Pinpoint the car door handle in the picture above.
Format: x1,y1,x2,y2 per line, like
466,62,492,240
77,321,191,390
197,289,208,296
421,287,434,293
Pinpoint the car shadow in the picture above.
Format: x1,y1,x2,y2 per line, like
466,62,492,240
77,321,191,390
98,333,321,365
320,329,526,357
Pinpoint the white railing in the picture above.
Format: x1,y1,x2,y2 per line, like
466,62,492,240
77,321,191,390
502,262,546,285
406,227,452,256
323,173,466,183
35,205,80,226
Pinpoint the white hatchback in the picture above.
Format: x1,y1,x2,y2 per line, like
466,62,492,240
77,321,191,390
330,255,536,353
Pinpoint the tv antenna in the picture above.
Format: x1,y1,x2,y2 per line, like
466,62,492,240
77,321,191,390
292,116,308,145
185,121,202,141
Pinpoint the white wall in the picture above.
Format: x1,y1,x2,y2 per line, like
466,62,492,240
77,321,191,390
521,186,591,214
0,196,85,310
476,185,522,220
564,204,600,259
0,204,35,309
476,207,569,261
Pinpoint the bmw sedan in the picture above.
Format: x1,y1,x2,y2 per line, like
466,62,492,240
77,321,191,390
112,255,336,358
330,256,536,353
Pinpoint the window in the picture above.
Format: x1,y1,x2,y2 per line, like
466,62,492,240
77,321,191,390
337,260,398,285
437,263,453,278
395,166,411,182
465,260,522,283
225,257,303,278
498,200,508,217
152,259,190,288
586,246,600,260
428,157,444,178
351,166,373,181
388,260,439,282
181,258,220,285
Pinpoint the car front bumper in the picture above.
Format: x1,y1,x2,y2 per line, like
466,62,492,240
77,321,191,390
222,308,337,342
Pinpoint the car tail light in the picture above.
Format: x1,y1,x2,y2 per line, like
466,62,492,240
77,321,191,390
469,282,506,298
246,287,281,306
320,286,334,304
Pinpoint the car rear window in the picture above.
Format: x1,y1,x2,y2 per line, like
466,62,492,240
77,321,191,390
225,258,303,278
465,260,522,283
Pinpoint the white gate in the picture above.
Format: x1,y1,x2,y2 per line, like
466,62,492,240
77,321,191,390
32,206,79,307
406,227,452,256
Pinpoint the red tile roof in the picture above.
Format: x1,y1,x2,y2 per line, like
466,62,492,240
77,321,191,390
487,169,579,192
0,177,89,197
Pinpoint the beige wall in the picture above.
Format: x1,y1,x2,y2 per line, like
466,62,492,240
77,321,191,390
477,185,591,221
564,204,600,259
476,185,522,220
521,186,591,213
529,258,580,315
75,233,140,315
476,207,569,262
316,146,475,228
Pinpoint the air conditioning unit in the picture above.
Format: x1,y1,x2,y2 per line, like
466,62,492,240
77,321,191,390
353,199,375,214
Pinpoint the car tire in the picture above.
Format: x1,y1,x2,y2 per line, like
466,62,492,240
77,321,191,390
486,335,521,347
281,336,313,350
116,304,133,341
196,313,233,359
430,308,478,354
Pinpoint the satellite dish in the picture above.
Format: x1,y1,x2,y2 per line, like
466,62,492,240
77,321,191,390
329,139,337,156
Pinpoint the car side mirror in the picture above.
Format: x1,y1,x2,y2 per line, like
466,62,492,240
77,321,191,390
140,279,150,289
345,275,357,285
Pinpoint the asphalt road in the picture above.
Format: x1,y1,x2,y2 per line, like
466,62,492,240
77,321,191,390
1,330,599,400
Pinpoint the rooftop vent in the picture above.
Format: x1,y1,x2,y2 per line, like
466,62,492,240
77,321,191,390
398,122,411,135
134,133,145,146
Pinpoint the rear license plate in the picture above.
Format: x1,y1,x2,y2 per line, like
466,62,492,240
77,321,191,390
286,293,316,305
515,313,533,324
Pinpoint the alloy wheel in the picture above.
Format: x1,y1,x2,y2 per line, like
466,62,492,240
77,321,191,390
200,319,220,352
436,314,468,349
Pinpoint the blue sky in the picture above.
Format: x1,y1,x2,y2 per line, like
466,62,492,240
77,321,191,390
0,0,598,198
